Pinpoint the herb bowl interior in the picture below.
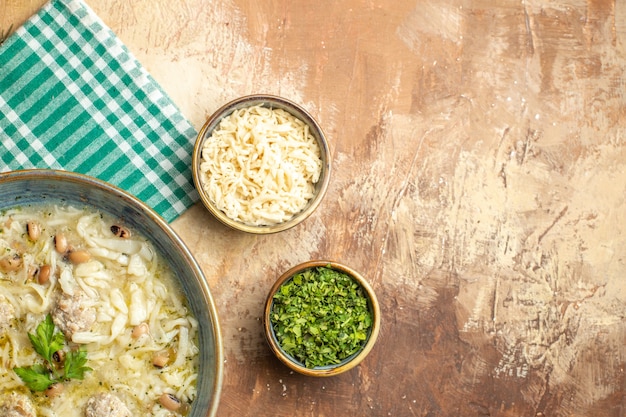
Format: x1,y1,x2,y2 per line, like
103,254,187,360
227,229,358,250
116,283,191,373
263,260,380,377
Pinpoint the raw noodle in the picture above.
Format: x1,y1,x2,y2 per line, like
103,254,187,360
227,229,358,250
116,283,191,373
200,105,323,226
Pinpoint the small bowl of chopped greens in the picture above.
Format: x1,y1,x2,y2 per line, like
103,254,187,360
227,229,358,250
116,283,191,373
263,261,380,376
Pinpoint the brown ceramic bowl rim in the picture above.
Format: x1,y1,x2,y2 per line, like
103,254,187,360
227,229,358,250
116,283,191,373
263,260,381,377
192,94,331,234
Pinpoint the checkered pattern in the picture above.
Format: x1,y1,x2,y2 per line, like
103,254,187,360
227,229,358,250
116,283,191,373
0,0,198,222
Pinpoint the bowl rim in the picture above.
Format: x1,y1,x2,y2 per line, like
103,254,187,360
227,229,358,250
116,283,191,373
192,94,331,234
0,169,224,416
263,260,381,377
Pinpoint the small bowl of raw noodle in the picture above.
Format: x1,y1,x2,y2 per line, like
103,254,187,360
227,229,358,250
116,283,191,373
263,261,381,377
192,94,331,234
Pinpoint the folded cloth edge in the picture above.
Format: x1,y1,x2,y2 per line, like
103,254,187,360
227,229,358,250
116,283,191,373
0,0,199,223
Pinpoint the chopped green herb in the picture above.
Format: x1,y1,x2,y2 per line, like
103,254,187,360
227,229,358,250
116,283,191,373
13,314,92,391
270,266,373,368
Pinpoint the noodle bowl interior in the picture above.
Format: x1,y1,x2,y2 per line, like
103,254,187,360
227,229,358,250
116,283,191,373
0,204,198,416
199,104,323,227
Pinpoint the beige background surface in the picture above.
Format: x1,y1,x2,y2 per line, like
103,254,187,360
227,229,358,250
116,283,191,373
2,0,625,416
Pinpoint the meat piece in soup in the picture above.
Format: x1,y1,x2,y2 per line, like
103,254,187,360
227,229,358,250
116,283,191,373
84,393,132,417
52,290,97,339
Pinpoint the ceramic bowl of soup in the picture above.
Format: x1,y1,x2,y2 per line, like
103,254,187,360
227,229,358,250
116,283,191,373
0,169,223,417
192,94,331,234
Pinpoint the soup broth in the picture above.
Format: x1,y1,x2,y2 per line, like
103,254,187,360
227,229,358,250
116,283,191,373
0,204,198,416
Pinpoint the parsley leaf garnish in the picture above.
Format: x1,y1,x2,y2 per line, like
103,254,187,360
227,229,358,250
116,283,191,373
28,313,64,364
13,313,92,391
14,364,56,391
64,348,92,380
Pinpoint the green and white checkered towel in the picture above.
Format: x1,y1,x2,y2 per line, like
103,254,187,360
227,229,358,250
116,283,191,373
0,0,198,223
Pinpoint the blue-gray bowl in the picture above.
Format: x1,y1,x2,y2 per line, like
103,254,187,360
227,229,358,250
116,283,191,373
0,169,223,417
